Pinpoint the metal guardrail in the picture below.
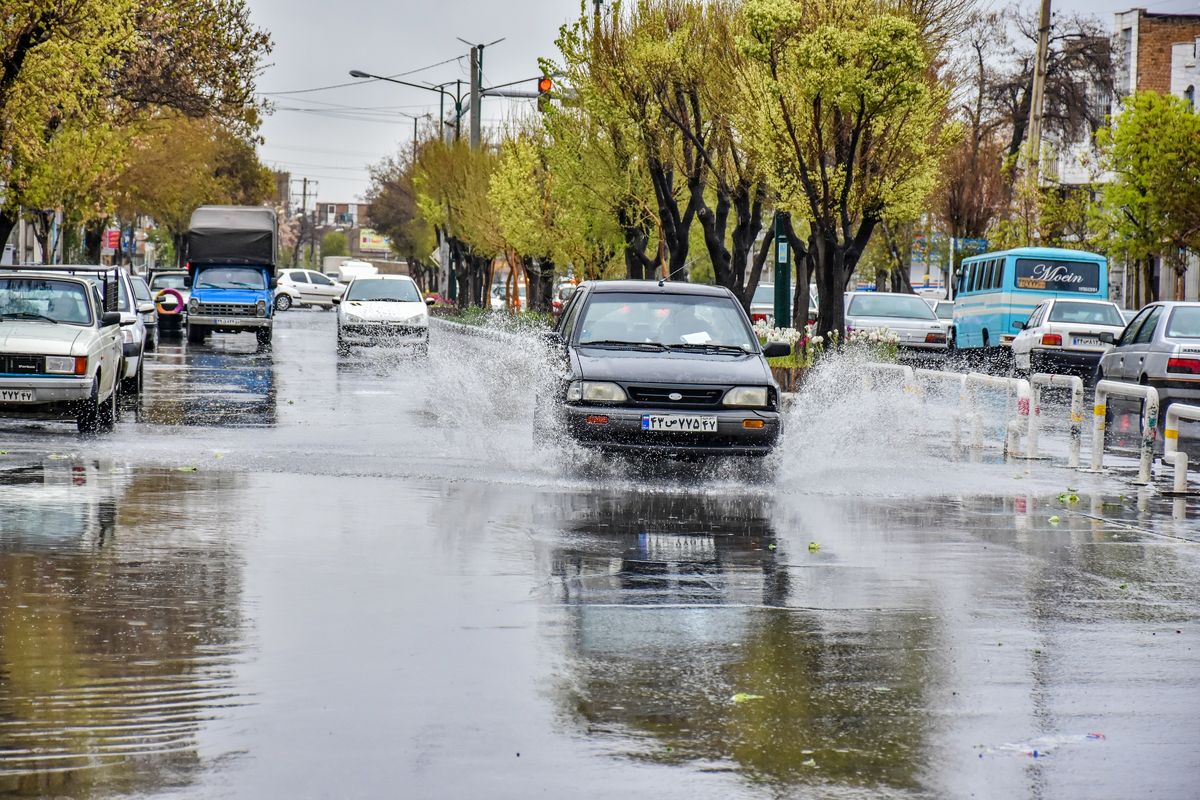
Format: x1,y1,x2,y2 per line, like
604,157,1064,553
963,373,1031,457
1027,373,1084,467
1163,403,1200,495
1090,379,1159,485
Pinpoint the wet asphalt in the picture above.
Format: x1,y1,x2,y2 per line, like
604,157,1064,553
0,311,1198,799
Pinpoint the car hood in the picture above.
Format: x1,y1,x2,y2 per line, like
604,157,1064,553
0,322,89,355
574,346,772,385
340,301,428,323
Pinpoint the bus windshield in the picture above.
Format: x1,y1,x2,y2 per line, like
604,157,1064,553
1014,259,1100,293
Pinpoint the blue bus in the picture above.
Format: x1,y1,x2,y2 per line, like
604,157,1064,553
951,247,1109,352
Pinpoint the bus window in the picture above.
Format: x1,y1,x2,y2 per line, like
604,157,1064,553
992,259,1004,289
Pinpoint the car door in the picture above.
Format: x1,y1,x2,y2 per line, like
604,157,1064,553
1012,301,1046,366
1123,304,1163,382
286,271,312,302
306,271,340,303
1107,305,1155,380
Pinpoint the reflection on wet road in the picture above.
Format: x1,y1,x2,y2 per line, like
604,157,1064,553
0,313,1197,798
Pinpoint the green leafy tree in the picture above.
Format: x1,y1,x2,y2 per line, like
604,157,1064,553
736,0,955,337
320,231,347,258
1098,91,1200,305
365,152,437,290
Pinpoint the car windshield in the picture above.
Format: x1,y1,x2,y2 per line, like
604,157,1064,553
195,266,266,290
578,291,755,350
0,278,92,325
1048,301,1124,326
150,274,187,290
78,273,130,310
132,278,152,302
848,294,937,320
935,302,954,319
345,278,421,302
1165,306,1200,338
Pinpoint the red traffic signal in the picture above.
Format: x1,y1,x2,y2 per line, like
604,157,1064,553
537,76,553,94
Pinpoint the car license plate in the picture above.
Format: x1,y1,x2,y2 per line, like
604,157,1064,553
1073,336,1100,346
641,414,718,433
213,318,244,325
0,389,34,402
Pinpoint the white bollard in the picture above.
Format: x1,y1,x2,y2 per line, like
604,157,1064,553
914,368,967,447
1027,373,1085,467
962,373,1032,458
1090,380,1160,485
1162,403,1200,495
861,363,916,393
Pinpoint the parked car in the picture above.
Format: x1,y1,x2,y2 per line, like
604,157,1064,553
42,266,147,395
543,280,790,458
1095,301,1200,414
1121,308,1138,325
334,275,431,355
927,299,955,322
0,269,129,432
148,270,190,333
490,282,527,310
750,283,818,327
131,275,159,351
336,260,378,284
551,281,577,317
1010,297,1125,378
275,268,344,311
843,291,948,361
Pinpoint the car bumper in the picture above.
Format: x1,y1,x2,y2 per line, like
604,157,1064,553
562,405,781,456
340,324,428,346
1146,377,1200,409
189,315,271,331
0,376,94,411
897,344,947,363
1030,347,1103,376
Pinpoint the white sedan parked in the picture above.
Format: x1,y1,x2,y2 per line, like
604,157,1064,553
275,269,344,311
334,275,430,355
1011,297,1127,379
0,271,129,432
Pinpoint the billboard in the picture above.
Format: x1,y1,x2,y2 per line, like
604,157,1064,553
357,228,390,254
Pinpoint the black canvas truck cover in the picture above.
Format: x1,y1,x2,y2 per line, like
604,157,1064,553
186,205,277,266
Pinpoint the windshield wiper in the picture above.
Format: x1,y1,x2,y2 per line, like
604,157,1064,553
665,343,749,353
1,312,60,324
579,340,666,350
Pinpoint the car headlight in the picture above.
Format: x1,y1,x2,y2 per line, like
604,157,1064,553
723,386,769,408
45,355,86,375
188,298,199,313
343,312,363,322
256,299,267,317
566,381,627,403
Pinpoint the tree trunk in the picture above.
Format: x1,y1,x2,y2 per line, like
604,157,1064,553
812,219,877,340
84,218,105,264
0,210,16,258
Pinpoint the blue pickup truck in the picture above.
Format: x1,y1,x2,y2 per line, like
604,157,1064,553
184,206,278,348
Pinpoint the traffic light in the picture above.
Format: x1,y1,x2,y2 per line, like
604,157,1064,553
537,76,552,112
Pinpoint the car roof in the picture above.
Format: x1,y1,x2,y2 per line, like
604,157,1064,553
0,271,95,286
1042,297,1117,305
350,274,413,281
581,279,734,297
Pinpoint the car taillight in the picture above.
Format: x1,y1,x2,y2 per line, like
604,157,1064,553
1167,357,1200,375
925,332,946,344
1041,333,1063,346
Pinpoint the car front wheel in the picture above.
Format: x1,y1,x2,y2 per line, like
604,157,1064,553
76,378,101,434
275,294,292,312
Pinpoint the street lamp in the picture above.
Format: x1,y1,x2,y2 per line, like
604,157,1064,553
348,69,465,141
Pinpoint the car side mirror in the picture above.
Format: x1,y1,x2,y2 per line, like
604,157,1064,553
762,342,791,358
1099,332,1115,344
269,277,278,290
100,311,122,327
183,275,193,289
425,297,436,306
119,317,136,327
541,329,565,346
332,298,341,305
137,302,155,314
1012,320,1026,331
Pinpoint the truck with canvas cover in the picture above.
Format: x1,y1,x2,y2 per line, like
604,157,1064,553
184,206,278,347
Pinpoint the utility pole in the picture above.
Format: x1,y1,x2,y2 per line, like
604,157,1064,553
1026,0,1052,181
469,47,481,149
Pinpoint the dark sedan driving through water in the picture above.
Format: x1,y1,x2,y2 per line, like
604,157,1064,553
543,280,790,457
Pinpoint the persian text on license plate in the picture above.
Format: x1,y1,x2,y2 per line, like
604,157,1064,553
641,414,718,433
0,389,35,402
1073,336,1100,346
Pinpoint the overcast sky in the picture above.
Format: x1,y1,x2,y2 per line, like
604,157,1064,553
246,0,1200,208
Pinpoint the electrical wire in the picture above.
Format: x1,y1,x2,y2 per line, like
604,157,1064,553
259,54,466,97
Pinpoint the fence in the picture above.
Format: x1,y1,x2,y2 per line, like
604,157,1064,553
1163,403,1200,495
1090,380,1160,485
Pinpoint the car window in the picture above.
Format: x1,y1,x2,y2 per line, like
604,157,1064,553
132,277,153,303
1118,307,1152,346
195,267,266,290
848,294,937,320
344,278,420,302
1026,304,1045,328
559,288,587,338
149,273,187,290
752,284,774,305
289,271,309,283
1132,306,1163,345
577,292,755,349
1165,307,1200,338
79,274,131,310
310,273,334,286
1048,301,1124,326
0,278,93,325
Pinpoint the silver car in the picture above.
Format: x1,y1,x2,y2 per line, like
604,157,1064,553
0,270,128,432
1096,301,1200,413
844,291,949,361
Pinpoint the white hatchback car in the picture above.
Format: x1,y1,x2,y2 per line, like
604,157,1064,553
1011,297,1127,378
0,270,129,432
275,268,344,311
334,275,431,354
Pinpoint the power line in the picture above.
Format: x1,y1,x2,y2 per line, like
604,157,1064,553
259,55,466,97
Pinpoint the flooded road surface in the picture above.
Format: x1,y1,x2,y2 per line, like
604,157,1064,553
1,312,1198,799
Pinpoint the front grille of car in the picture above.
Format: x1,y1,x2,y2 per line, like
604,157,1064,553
0,355,44,374
342,324,426,337
196,302,257,317
627,386,725,407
